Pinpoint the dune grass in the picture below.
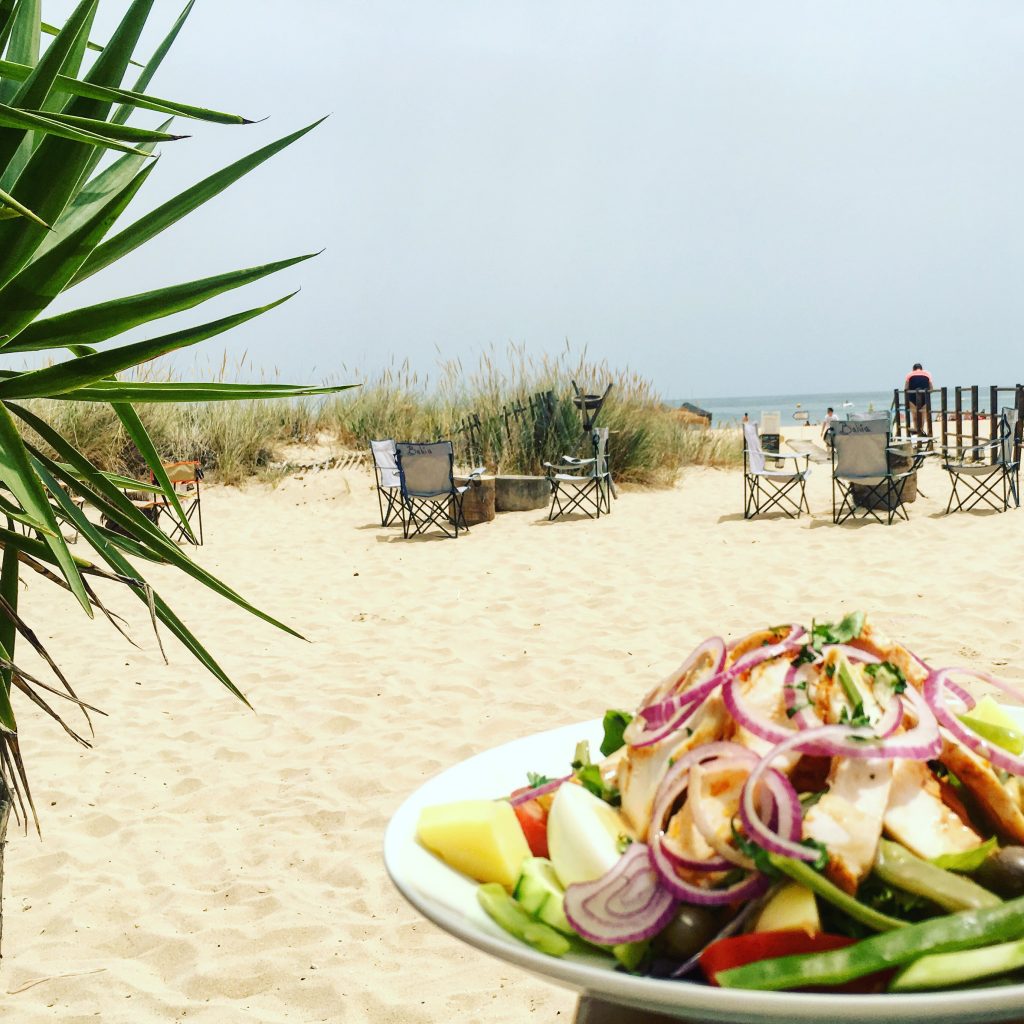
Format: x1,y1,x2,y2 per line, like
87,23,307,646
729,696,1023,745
20,346,742,487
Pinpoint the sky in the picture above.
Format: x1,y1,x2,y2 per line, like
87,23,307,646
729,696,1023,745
41,0,1024,399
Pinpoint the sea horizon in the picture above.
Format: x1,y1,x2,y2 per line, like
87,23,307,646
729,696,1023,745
670,390,895,426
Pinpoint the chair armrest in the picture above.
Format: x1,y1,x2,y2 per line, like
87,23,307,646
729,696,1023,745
936,439,1001,455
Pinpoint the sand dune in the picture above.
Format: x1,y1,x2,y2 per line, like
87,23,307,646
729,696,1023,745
2,452,1022,1022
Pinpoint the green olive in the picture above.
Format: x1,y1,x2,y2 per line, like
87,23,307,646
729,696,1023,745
653,904,720,961
976,846,1024,899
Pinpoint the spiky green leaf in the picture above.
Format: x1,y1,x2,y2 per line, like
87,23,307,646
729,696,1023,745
0,160,153,341
0,293,295,398
0,403,90,614
9,252,317,351
72,119,325,285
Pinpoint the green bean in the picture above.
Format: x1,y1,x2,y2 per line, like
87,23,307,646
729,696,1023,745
768,853,907,932
717,894,1024,990
875,839,1001,912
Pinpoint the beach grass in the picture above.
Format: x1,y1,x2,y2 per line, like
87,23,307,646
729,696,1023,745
21,346,742,486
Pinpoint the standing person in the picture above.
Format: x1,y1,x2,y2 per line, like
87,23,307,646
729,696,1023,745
904,362,935,435
821,407,839,446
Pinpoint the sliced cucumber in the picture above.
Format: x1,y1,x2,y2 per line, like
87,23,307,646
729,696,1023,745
477,883,570,957
515,856,573,934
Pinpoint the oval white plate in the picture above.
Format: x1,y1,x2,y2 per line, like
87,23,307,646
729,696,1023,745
384,719,1024,1024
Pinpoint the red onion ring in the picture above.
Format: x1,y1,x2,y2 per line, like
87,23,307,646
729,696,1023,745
625,637,726,748
688,761,758,870
562,842,678,945
819,644,881,665
738,750,810,861
783,662,824,731
925,668,1024,776
509,775,570,807
628,628,805,750
650,832,771,906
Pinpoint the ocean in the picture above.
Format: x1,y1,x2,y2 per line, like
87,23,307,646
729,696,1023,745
672,391,894,427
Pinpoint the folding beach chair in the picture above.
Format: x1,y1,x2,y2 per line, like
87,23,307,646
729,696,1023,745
137,461,204,544
831,419,920,525
941,408,1021,514
395,441,479,539
544,427,613,521
742,421,810,519
370,439,403,527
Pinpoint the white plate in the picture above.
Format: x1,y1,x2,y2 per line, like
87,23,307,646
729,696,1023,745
384,719,1024,1024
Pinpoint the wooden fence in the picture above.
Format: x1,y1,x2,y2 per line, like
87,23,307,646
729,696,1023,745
891,383,1024,464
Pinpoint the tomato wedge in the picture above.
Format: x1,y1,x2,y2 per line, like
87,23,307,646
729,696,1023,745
510,790,549,858
700,930,890,993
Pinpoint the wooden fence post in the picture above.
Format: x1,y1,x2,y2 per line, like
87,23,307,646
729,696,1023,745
971,385,980,458
892,388,902,438
991,385,1000,464
940,386,948,450
955,386,963,452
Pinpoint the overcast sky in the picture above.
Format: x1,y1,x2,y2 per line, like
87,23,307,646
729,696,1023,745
44,0,1024,399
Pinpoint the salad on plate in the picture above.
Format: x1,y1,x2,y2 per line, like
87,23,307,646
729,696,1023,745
415,613,1024,993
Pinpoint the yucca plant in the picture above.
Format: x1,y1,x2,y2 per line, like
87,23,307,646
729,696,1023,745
0,0,349,919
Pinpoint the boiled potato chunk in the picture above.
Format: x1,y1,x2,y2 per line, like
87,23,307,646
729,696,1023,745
417,800,530,889
754,881,820,935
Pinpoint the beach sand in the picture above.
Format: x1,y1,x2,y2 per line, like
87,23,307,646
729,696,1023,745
3,447,1022,1022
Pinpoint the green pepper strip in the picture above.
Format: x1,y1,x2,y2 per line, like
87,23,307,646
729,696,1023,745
768,853,907,933
717,893,1024,990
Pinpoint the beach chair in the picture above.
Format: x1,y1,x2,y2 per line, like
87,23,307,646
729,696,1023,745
940,408,1021,514
544,427,613,521
132,461,204,544
370,439,403,527
394,441,479,539
831,420,919,525
742,421,811,519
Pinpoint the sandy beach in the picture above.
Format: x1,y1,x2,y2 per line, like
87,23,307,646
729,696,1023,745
3,445,1023,1023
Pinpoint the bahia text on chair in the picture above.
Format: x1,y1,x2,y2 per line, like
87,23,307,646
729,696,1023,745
742,421,810,519
370,439,403,527
394,441,481,539
544,427,613,521
831,418,925,525
940,407,1021,514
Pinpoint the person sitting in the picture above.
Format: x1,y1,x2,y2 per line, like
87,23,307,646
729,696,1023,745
904,362,934,435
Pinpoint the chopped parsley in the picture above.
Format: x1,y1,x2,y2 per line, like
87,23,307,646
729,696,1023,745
865,661,907,694
526,771,553,788
811,612,866,651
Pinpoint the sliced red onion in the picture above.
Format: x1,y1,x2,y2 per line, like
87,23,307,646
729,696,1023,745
783,662,823,730
880,685,942,760
639,636,727,708
509,775,570,807
730,625,807,673
819,643,881,665
688,761,758,870
628,629,805,751
738,752,810,861
650,832,771,906
925,668,1024,776
658,834,733,873
562,842,678,945
625,637,726,748
647,743,773,904
723,672,799,746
